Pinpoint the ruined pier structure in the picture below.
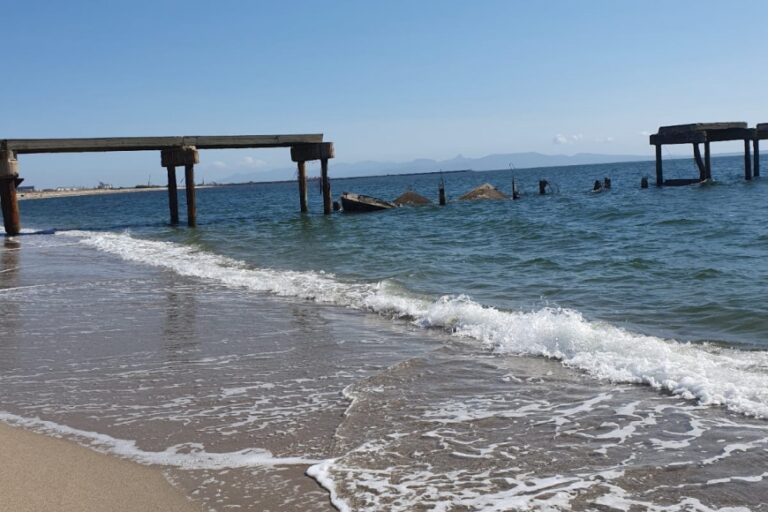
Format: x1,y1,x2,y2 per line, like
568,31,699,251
0,135,335,235
649,123,768,186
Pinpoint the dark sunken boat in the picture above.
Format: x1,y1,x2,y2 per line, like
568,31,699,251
340,192,398,213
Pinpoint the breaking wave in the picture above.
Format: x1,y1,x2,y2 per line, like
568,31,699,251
58,230,768,418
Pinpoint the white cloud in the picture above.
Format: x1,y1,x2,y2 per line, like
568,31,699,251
553,133,583,144
595,136,614,143
239,156,267,168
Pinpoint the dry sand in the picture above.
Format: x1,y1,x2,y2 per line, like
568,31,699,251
17,187,168,201
0,423,200,512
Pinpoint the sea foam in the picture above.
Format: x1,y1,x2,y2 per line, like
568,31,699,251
0,412,320,469
58,230,768,418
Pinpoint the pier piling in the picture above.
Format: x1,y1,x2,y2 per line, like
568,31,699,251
439,179,447,205
297,161,308,213
321,158,331,215
744,139,752,180
0,151,20,235
539,180,548,195
754,139,761,177
166,166,179,225
161,146,199,226
185,164,196,226
290,142,335,215
654,145,663,186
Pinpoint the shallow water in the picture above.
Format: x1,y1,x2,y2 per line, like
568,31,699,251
2,155,768,510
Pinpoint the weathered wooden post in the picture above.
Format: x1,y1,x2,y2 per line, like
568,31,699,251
654,144,663,186
290,142,335,214
539,180,548,195
640,177,649,189
755,138,761,178
704,141,711,180
603,177,611,189
511,178,520,200
744,139,752,180
161,146,199,226
0,150,20,236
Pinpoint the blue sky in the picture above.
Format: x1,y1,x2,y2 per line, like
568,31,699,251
3,0,768,187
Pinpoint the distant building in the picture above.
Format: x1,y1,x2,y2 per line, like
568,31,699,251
17,185,35,192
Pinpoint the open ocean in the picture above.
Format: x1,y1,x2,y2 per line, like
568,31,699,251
2,154,768,511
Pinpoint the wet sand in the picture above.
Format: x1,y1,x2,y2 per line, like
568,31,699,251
0,423,199,512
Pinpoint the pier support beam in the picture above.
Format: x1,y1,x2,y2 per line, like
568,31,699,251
297,161,308,213
704,141,711,180
744,139,752,180
321,158,331,215
166,166,179,225
655,145,663,186
693,143,706,180
290,143,335,214
161,146,199,227
0,151,20,236
754,139,760,177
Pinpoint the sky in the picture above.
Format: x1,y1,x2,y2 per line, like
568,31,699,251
3,0,768,187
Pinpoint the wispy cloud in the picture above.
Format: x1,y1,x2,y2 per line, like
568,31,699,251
594,136,614,143
553,133,583,144
239,156,267,168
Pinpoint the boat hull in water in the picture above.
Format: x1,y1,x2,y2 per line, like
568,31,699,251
340,192,398,213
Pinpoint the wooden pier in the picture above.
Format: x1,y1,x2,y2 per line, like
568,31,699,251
649,122,762,186
0,135,335,235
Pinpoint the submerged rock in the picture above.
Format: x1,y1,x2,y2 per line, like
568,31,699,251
458,183,508,200
393,191,431,206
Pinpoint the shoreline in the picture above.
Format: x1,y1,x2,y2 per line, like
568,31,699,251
0,422,200,511
18,186,214,201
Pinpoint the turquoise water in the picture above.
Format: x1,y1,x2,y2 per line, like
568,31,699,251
21,155,768,348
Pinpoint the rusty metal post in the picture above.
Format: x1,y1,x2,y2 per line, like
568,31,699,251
185,164,196,226
166,166,179,225
297,161,308,213
321,158,331,214
0,151,20,236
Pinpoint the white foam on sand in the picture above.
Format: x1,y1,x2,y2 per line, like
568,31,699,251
59,230,768,420
0,411,320,469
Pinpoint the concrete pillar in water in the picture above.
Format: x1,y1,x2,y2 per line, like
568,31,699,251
0,151,20,236
439,179,446,205
655,144,663,186
296,161,308,213
744,139,752,180
321,158,332,215
166,166,179,225
185,164,196,226
704,141,711,180
290,142,335,214
754,139,761,178
161,146,199,227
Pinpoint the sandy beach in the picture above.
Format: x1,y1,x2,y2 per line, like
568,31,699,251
17,186,171,201
0,423,200,512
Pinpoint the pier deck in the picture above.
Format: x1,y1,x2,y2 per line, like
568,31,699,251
649,122,759,186
0,134,335,235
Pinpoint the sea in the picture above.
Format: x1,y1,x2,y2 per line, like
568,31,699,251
2,154,768,511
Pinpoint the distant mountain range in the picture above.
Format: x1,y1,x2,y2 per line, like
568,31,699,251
221,151,696,183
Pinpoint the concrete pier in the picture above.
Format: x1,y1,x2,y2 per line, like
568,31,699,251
0,151,20,235
649,123,753,185
291,142,335,215
0,134,335,234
